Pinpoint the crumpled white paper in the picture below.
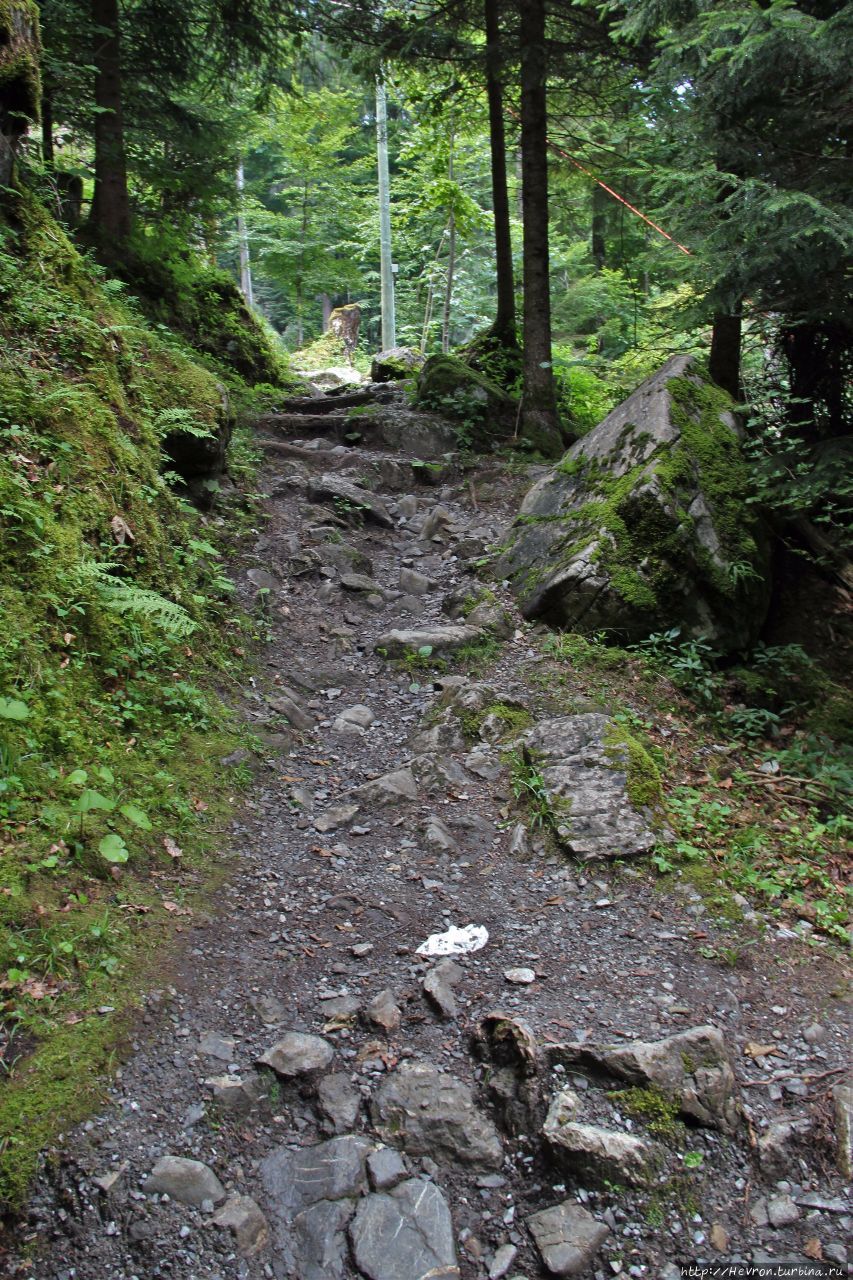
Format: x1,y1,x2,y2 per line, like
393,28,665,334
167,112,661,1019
416,923,489,957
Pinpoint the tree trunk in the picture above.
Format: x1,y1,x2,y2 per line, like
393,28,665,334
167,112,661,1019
441,211,456,353
591,181,607,271
321,293,332,332
89,0,131,247
519,0,561,453
236,160,254,308
709,311,741,401
484,0,516,344
375,75,396,350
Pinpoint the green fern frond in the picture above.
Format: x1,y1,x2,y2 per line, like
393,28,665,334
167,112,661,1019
78,562,197,639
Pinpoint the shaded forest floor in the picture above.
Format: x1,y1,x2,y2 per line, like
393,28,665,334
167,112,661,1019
4,381,851,1280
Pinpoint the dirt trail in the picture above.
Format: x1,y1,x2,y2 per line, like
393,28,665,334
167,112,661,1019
11,386,851,1279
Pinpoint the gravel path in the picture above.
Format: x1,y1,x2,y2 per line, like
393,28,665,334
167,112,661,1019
10,388,851,1279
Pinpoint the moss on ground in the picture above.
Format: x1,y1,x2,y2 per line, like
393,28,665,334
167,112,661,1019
609,1086,684,1139
0,187,275,1208
603,723,664,814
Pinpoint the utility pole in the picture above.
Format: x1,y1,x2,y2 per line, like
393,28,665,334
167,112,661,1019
236,160,254,309
375,75,396,350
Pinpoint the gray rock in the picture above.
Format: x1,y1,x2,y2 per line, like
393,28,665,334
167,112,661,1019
251,992,287,1024
318,541,373,578
332,704,375,734
489,1243,519,1279
317,1072,362,1135
584,1024,741,1132
306,474,394,527
211,1194,269,1255
367,1146,409,1191
526,1200,610,1276
260,1134,374,1217
520,714,659,860
197,1031,235,1062
495,354,770,652
833,1080,853,1179
353,767,418,805
205,1072,269,1117
146,1156,225,1207
256,1031,334,1078
424,816,459,854
400,567,434,596
365,989,402,1033
419,505,454,542
757,1117,813,1180
247,568,279,593
291,1198,356,1280
542,1117,662,1187
349,1177,460,1280
375,625,482,659
423,959,463,1020
372,1061,503,1170
371,346,425,383
767,1193,800,1228
267,691,314,732
340,572,383,593
313,804,360,833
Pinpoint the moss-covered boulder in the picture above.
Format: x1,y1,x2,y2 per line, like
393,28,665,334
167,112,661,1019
371,346,425,382
415,353,516,448
495,355,771,651
0,0,40,187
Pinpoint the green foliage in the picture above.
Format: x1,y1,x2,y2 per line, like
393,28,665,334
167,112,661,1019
508,749,555,833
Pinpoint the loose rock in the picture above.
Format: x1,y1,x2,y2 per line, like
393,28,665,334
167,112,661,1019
527,1200,610,1277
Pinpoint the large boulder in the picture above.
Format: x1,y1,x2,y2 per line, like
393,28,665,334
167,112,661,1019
416,354,516,449
371,346,425,382
495,355,771,651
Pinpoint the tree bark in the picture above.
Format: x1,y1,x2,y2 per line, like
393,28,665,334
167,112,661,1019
484,0,516,344
236,160,254,308
89,0,131,246
591,181,607,271
41,89,54,165
519,0,561,453
376,75,396,350
709,311,741,401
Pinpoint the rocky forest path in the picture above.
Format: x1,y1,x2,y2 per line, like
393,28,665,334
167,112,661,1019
13,381,851,1280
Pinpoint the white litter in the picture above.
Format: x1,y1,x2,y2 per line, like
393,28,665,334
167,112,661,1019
416,924,489,956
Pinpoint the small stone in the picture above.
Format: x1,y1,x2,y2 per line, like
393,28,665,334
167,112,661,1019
198,1031,236,1062
767,1193,800,1227
256,1031,334,1077
366,989,402,1033
317,1072,362,1135
527,1200,609,1276
353,768,418,805
332,705,375,734
251,993,287,1024
367,1146,409,1191
314,804,360,833
803,1022,826,1045
709,1223,729,1251
749,1197,769,1227
423,959,463,1020
504,967,536,985
490,1243,519,1279
211,1194,270,1256
93,1161,129,1194
352,942,374,957
399,567,433,596
424,816,459,854
340,573,383,593
146,1157,225,1207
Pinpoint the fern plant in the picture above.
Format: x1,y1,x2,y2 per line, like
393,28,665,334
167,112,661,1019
78,562,196,639
153,407,214,440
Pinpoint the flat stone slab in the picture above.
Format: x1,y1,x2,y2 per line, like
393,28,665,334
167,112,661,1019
375,626,482,659
260,1134,374,1217
521,713,658,860
349,1177,460,1280
256,1031,334,1078
372,1061,502,1170
352,767,418,805
542,1119,662,1187
527,1200,610,1276
306,474,393,527
146,1156,225,1206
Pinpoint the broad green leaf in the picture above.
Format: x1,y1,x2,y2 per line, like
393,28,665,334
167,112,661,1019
66,769,88,786
98,833,129,863
96,765,115,784
119,803,153,831
76,788,115,814
0,697,30,721
417,645,433,657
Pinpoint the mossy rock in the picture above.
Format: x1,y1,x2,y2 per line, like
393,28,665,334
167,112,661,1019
415,353,516,448
371,346,425,382
495,355,771,653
